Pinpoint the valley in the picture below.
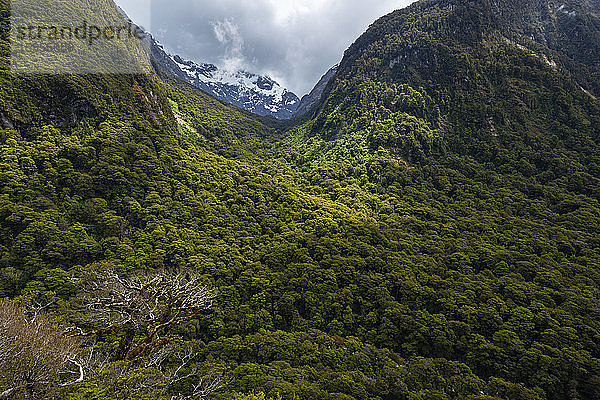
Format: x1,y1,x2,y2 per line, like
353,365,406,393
1,0,600,399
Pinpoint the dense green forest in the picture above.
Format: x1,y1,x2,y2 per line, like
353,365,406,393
1,0,600,399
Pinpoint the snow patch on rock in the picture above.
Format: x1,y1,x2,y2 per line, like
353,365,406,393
170,53,300,119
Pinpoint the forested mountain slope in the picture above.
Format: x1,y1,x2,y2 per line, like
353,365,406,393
274,0,600,398
1,0,600,399
295,0,600,167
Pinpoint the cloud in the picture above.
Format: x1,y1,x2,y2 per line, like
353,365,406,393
210,18,246,72
118,0,415,94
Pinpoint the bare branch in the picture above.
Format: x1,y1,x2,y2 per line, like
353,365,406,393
72,265,216,361
0,299,81,400
58,359,84,387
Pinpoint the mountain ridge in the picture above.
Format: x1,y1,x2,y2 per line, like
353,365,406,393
299,0,600,168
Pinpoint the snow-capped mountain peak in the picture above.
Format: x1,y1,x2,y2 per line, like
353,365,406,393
117,7,301,119
169,54,300,119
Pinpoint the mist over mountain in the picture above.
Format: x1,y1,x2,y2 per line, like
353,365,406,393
121,7,302,119
118,0,410,94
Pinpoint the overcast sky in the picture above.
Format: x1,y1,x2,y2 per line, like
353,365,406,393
117,0,413,95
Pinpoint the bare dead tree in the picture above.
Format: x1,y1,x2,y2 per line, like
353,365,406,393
75,265,225,398
72,264,217,361
153,343,229,400
169,372,227,400
0,299,83,400
0,265,221,400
